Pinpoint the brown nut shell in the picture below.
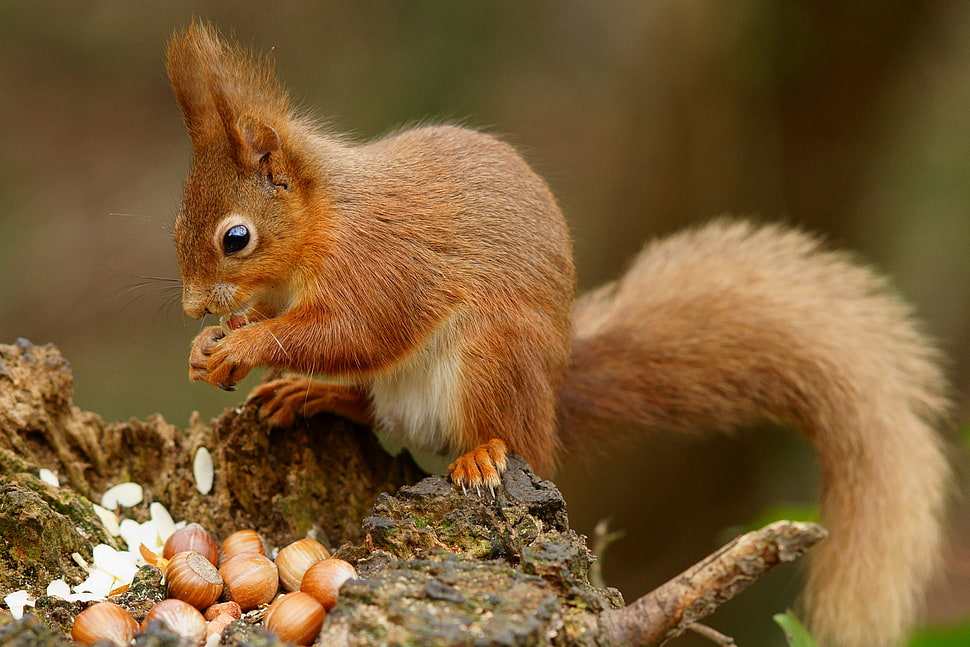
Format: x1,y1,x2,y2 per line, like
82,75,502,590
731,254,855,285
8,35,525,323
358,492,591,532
276,537,330,592
71,600,138,646
219,529,264,565
263,591,326,646
141,598,206,644
219,551,278,610
165,550,224,609
203,600,242,621
163,523,218,565
300,558,357,610
206,612,237,639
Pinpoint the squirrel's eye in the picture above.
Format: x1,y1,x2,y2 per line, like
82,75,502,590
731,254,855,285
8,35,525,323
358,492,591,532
222,224,251,256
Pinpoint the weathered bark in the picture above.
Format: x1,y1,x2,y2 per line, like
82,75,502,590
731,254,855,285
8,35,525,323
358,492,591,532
0,340,822,646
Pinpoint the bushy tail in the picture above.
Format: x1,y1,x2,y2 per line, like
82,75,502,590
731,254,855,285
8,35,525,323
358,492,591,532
558,218,951,647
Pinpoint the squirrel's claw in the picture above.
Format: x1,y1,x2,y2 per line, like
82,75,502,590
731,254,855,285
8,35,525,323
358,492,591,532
448,439,508,495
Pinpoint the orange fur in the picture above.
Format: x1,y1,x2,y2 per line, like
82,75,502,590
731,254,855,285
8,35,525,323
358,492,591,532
168,22,951,647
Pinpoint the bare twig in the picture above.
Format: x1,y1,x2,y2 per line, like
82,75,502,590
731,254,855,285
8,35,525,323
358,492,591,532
598,520,827,646
589,517,625,589
689,622,737,646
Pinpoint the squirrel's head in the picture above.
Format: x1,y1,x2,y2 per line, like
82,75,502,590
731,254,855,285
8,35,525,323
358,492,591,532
167,21,323,321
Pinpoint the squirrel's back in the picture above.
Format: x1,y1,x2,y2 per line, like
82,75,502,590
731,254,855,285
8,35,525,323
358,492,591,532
345,124,575,309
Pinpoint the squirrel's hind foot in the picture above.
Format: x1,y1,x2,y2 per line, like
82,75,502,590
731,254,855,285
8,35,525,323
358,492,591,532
247,375,373,428
448,439,508,496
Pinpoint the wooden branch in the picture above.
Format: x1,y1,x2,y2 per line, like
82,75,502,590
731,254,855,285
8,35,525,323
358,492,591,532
599,520,827,646
689,623,737,646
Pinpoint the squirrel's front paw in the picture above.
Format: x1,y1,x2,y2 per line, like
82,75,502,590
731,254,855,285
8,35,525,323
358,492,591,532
188,325,252,391
189,326,224,383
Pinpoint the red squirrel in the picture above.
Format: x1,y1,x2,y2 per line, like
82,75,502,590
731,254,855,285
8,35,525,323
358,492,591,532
167,23,951,647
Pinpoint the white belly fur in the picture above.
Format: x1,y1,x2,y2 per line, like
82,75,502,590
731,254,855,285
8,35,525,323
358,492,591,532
368,314,464,459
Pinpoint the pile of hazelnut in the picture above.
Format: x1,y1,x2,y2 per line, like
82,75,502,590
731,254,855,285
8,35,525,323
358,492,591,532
70,523,356,647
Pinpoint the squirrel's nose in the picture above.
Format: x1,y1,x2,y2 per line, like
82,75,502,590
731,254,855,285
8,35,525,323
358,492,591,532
182,287,210,320
183,304,208,320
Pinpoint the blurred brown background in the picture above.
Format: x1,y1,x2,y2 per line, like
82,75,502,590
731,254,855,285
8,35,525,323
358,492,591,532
1,1,967,643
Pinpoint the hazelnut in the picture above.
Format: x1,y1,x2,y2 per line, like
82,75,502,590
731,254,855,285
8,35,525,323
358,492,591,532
219,312,249,334
220,529,264,565
276,537,330,592
219,551,278,610
71,601,138,646
263,591,326,646
300,558,357,610
141,598,206,645
165,550,224,609
163,523,218,566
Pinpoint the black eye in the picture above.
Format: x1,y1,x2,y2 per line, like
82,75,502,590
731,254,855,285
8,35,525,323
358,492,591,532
222,224,251,256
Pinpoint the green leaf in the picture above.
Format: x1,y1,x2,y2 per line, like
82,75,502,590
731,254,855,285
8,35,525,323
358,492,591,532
721,503,819,541
773,610,819,647
907,619,970,647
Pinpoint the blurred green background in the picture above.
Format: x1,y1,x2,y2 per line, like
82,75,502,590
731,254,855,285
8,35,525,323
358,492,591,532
1,1,967,644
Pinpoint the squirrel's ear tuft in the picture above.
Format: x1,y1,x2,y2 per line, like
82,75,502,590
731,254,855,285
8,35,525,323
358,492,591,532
167,20,226,142
167,20,291,156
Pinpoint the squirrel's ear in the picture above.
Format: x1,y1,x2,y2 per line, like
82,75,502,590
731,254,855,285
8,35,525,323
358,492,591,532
167,21,225,142
167,21,291,155
237,118,282,163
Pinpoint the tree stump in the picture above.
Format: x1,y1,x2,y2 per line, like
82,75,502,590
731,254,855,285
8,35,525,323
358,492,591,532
0,340,823,646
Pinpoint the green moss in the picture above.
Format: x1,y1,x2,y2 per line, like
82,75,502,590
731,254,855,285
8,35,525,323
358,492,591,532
0,448,37,476
0,477,94,594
